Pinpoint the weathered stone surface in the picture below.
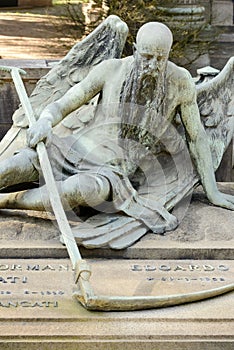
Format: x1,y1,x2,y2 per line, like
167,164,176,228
0,209,59,241
0,185,233,347
0,258,233,349
0,184,233,259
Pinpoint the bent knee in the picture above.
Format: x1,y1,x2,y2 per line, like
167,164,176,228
94,175,110,199
63,173,111,207
81,174,110,205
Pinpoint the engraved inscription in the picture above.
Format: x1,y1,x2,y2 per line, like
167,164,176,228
0,260,73,309
0,259,233,310
130,262,231,286
0,263,71,271
0,301,58,308
146,277,226,283
0,276,28,283
131,263,229,272
24,290,65,296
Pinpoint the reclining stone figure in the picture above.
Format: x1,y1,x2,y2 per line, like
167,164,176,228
0,16,233,249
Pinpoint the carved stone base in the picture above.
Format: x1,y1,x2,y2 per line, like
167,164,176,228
0,257,233,349
0,183,233,348
1,183,233,259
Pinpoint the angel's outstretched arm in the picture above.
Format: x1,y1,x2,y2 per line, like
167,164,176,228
27,61,107,148
180,72,234,210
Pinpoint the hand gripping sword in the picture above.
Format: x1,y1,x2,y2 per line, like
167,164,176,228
1,65,234,311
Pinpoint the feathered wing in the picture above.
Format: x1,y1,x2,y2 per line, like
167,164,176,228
196,56,234,171
0,15,128,159
72,214,148,250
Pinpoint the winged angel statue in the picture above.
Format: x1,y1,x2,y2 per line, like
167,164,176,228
0,15,233,250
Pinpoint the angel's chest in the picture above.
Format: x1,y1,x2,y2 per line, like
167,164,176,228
163,83,181,121
102,63,131,104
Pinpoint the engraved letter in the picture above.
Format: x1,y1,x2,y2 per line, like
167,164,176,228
145,265,156,272
27,265,40,271
42,265,56,271
0,277,7,283
11,264,22,271
174,265,186,271
203,265,215,271
131,265,142,271
189,265,200,271
218,265,229,271
159,265,171,271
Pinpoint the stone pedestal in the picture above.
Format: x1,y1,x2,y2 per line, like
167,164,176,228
0,257,233,349
0,184,233,348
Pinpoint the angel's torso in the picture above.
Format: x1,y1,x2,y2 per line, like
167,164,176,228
72,57,193,173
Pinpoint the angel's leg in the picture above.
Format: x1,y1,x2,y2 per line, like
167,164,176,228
0,172,111,211
0,149,38,190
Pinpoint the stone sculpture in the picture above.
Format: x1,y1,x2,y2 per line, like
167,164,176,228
0,15,233,250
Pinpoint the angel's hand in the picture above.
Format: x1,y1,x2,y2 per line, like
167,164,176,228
27,118,52,148
208,191,234,210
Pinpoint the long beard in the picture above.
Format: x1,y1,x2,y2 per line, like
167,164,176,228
119,60,166,164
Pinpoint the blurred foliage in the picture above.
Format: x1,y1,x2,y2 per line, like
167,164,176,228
106,0,215,68
53,0,217,69
50,1,86,39
52,0,106,39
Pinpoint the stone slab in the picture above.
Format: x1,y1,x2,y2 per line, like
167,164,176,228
0,258,233,349
1,239,234,260
0,185,233,347
0,184,233,260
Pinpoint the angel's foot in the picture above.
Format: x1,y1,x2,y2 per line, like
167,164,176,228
135,196,178,234
150,212,178,234
164,212,178,232
209,191,234,210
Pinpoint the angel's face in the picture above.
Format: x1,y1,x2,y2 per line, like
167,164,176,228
135,22,172,76
134,44,168,75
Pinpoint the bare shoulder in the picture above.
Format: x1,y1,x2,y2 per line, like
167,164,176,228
167,61,195,88
167,61,196,102
91,56,132,76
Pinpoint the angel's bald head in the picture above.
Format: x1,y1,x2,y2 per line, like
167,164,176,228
121,23,171,141
136,22,173,58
